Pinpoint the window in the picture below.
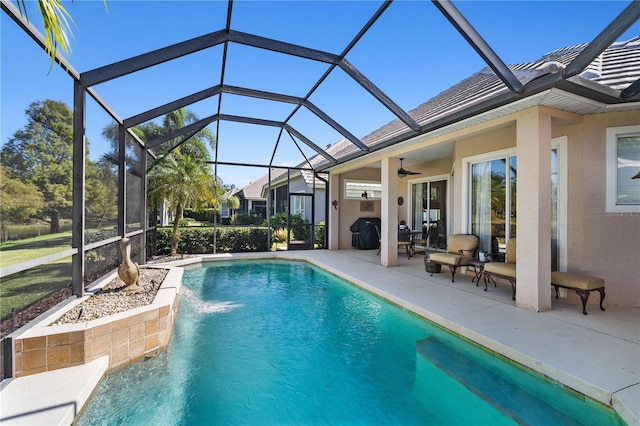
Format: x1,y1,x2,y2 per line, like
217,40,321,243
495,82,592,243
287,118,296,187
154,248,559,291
292,195,306,216
606,126,640,213
469,155,517,255
463,139,567,268
344,180,382,199
409,177,448,245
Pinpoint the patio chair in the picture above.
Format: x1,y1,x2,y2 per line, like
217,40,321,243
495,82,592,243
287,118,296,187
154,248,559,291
429,234,479,282
398,226,414,259
376,224,416,258
483,238,517,300
429,220,447,250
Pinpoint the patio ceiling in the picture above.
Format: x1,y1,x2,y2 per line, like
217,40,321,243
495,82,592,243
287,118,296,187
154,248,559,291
2,0,640,175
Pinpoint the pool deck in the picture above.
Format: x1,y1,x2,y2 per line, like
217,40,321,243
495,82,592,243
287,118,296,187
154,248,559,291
1,249,639,425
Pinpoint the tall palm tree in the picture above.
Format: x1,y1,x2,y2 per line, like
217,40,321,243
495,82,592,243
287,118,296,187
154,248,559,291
148,150,220,256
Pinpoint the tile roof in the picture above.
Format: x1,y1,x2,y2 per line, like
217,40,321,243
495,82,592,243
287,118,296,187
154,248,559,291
317,36,640,168
243,37,640,187
238,174,270,199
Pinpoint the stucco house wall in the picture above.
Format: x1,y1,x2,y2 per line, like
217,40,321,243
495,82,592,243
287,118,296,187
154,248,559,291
562,111,640,307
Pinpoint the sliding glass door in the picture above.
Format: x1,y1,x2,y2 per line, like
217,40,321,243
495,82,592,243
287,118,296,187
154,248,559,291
468,138,565,267
470,156,517,259
410,179,447,248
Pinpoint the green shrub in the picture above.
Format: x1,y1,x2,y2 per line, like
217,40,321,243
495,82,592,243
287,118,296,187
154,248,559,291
272,228,290,243
156,226,269,254
170,217,193,227
231,213,263,226
183,208,217,222
264,213,310,241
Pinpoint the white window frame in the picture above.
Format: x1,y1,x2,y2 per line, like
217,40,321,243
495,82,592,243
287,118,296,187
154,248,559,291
292,195,306,216
406,173,450,234
606,125,640,213
461,147,516,234
344,179,382,200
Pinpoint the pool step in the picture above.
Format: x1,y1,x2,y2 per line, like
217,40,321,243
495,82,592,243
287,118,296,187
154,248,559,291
414,337,584,425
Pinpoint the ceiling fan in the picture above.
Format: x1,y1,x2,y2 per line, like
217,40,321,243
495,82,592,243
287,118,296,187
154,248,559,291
398,158,421,178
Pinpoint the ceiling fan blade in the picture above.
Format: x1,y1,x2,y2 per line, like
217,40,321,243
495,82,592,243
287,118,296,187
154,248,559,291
398,168,421,176
397,158,420,176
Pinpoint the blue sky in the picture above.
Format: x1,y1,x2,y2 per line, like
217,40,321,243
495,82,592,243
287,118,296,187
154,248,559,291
2,0,638,188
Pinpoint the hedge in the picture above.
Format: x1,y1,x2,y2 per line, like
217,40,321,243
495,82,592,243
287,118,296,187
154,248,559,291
156,226,270,254
183,208,217,222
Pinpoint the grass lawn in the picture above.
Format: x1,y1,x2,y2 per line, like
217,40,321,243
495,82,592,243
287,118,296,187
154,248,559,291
0,257,72,320
0,231,72,268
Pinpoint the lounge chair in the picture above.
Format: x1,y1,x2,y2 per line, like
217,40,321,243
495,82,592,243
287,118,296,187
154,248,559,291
429,234,479,282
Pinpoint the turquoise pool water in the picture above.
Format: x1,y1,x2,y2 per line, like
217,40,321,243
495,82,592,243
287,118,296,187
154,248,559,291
77,260,623,425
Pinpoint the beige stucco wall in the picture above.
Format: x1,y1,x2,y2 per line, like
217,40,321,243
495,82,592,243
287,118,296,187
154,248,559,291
560,111,640,307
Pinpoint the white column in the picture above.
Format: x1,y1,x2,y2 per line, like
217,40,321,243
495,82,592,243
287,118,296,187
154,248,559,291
328,172,340,250
516,108,552,311
381,157,398,266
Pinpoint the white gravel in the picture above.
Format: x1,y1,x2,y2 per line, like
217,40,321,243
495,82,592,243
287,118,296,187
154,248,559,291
51,268,169,325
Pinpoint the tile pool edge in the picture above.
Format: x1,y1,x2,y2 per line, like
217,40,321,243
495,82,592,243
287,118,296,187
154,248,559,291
161,252,636,424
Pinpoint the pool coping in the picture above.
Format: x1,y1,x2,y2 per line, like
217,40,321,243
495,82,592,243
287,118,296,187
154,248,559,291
1,251,637,425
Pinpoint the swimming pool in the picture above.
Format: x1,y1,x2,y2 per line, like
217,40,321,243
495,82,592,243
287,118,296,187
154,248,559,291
77,260,623,425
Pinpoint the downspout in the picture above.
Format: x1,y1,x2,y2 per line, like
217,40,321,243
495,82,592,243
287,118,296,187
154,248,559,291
315,172,329,249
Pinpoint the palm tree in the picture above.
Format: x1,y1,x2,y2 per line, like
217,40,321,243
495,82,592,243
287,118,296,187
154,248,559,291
148,149,221,256
226,195,241,218
16,0,107,68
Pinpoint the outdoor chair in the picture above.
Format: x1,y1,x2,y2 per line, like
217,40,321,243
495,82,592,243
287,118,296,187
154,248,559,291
429,234,479,282
398,226,414,259
429,220,447,250
376,224,416,258
483,239,517,300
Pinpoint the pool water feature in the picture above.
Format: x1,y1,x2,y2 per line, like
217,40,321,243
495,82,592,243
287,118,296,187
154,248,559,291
77,260,623,425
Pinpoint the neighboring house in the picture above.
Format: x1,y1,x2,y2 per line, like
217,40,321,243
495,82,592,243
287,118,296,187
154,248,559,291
260,166,327,226
228,176,269,218
239,163,328,226
238,175,268,218
317,37,640,310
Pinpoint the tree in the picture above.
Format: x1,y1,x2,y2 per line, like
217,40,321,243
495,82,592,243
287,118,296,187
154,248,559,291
15,0,107,69
1,100,74,233
226,195,240,217
1,99,108,234
148,150,221,256
85,158,118,229
0,166,44,239
100,107,221,252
